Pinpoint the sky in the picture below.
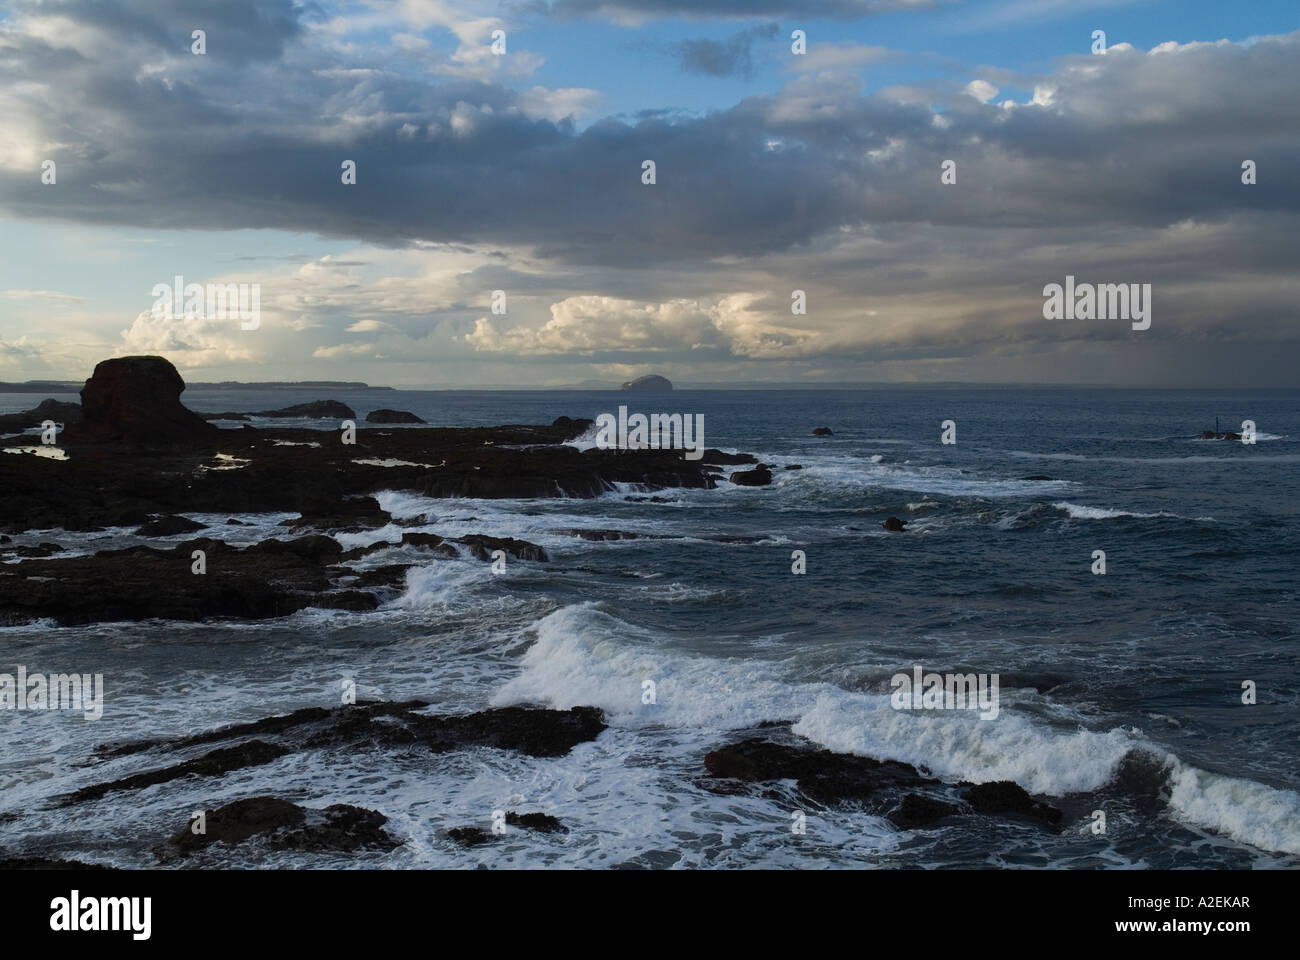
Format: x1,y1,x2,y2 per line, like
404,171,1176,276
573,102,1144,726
0,0,1296,388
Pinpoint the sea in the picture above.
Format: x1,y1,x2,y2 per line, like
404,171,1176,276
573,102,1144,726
1,387,1297,869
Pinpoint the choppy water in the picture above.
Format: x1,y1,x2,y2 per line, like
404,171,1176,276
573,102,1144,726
2,388,1298,868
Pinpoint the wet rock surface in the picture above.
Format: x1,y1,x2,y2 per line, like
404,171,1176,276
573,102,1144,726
730,466,773,486
0,536,378,626
164,797,399,856
63,701,606,810
702,736,1064,833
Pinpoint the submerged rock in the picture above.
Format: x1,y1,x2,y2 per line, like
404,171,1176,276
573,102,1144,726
882,516,907,531
812,427,833,436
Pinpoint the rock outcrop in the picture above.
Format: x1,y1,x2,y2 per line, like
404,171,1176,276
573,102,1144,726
365,409,426,424
0,398,82,433
61,356,217,447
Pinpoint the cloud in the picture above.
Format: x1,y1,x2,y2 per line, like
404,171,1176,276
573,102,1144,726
675,24,778,78
541,0,943,23
4,289,88,302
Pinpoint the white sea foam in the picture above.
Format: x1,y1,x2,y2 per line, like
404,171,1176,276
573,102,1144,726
491,603,1300,856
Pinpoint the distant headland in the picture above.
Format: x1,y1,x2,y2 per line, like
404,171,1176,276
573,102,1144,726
0,379,393,393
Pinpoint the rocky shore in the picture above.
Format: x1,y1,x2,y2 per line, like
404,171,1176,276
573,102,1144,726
0,355,767,625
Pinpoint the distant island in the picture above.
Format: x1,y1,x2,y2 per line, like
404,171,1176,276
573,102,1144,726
0,379,392,392
621,374,673,392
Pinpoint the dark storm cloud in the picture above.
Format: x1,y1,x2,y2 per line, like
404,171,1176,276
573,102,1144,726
676,24,779,78
18,0,307,64
2,0,1295,272
2,1,1299,385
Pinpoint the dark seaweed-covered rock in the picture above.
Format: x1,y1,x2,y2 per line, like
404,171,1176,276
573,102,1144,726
812,427,833,436
882,516,907,532
963,780,1062,831
730,467,773,487
365,409,425,424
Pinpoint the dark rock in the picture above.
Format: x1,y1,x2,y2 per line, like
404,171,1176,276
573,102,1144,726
620,374,672,392
702,449,758,466
551,416,595,440
703,739,935,805
1019,475,1054,482
0,399,82,432
812,427,833,436
280,497,389,533
890,793,962,829
137,514,206,536
226,518,244,525
506,811,568,834
447,827,496,847
365,409,426,424
348,564,413,588
730,467,773,487
448,811,568,845
785,464,803,470
168,796,304,853
61,356,217,448
253,400,356,419
6,543,64,558
74,702,607,816
166,797,398,856
0,535,385,626
63,740,290,805
456,534,548,562
0,368,755,537
882,516,907,532
274,803,397,852
963,780,1062,831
